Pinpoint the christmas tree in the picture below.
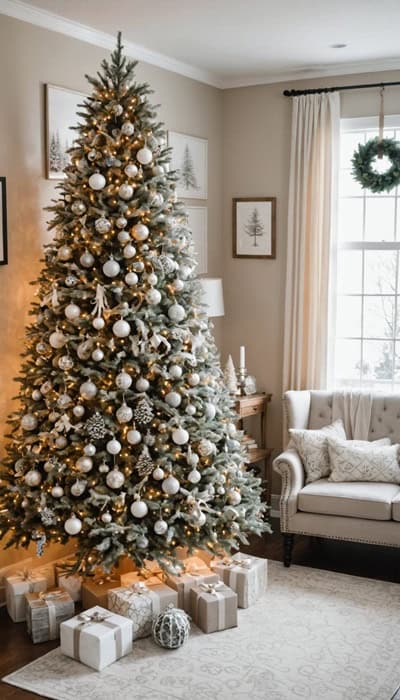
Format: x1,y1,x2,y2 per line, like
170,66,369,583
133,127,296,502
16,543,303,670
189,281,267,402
180,144,198,190
0,35,269,575
245,208,265,247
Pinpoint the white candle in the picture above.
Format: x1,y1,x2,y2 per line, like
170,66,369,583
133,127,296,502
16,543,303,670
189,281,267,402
239,345,245,370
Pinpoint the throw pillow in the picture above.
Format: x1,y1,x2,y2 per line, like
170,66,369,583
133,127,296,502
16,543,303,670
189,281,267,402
289,419,347,483
328,437,400,483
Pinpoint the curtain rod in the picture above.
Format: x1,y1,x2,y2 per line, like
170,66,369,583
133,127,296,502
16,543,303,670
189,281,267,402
283,79,400,97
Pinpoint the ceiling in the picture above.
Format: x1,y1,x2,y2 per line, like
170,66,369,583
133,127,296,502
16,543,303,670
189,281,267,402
3,0,400,87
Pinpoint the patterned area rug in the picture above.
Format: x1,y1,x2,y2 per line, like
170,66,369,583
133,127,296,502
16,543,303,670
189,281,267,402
3,561,400,700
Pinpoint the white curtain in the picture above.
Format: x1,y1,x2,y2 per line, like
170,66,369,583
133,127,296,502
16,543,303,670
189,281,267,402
283,92,340,392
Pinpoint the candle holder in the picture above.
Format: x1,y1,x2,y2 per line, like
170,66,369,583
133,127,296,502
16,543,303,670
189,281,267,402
236,367,248,396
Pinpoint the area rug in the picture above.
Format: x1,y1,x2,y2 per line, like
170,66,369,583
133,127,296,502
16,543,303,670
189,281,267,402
3,561,400,700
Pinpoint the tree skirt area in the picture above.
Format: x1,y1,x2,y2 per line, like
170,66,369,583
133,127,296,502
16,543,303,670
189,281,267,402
3,561,400,700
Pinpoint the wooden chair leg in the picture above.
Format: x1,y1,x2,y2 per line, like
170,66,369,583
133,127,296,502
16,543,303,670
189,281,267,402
283,533,294,567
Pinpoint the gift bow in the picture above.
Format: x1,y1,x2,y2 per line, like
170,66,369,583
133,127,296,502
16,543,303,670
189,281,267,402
215,557,253,570
129,582,149,595
39,589,65,602
199,581,225,596
78,610,110,624
17,569,41,582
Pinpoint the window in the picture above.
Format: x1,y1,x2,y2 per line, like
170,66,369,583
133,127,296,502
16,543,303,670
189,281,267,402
331,115,400,391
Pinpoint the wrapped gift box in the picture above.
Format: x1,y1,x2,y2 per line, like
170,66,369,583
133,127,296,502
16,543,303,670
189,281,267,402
32,562,56,588
211,553,268,608
108,581,178,640
81,574,121,610
142,559,164,578
165,557,219,613
55,560,82,603
60,605,133,671
190,581,238,634
6,570,48,622
26,588,75,643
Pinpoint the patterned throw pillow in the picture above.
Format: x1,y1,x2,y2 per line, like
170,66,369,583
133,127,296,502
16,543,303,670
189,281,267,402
328,437,400,483
289,419,347,483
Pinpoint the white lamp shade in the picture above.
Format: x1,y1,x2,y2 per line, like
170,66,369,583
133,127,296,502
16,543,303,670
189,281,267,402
199,278,225,317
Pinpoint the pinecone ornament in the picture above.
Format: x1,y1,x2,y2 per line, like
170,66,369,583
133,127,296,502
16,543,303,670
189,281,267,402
134,397,154,424
136,445,153,477
85,412,107,440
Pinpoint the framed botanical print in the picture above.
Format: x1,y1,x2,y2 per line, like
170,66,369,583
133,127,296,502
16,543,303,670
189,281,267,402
0,177,8,265
232,197,276,259
45,84,87,180
168,131,208,199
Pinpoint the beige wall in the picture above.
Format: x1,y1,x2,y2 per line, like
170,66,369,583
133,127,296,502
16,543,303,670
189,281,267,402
0,15,223,568
221,70,400,492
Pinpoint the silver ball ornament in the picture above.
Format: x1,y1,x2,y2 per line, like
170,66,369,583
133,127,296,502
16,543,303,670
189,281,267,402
169,365,182,380
227,490,242,505
58,355,74,371
188,468,201,484
188,373,200,387
121,121,134,136
172,427,189,445
165,391,181,408
71,480,87,496
116,371,132,390
162,475,180,495
103,258,120,278
123,243,136,259
65,274,78,287
136,377,150,392
137,535,149,549
147,272,158,285
91,348,104,362
106,438,122,455
71,200,86,215
205,403,216,420
125,271,138,286
89,172,106,190
146,288,161,305
152,466,164,480
49,331,66,349
130,499,148,518
137,146,153,165
64,514,82,535
168,304,186,323
116,402,133,423
24,470,42,486
106,468,125,489
154,519,168,535
58,245,72,261
80,251,94,268
84,443,96,456
21,414,38,431
119,183,134,200
32,389,42,401
80,381,97,399
118,230,131,244
57,393,72,409
127,428,142,445
113,319,131,337
65,303,81,321
95,217,112,234
125,163,138,178
116,216,128,229
101,512,112,524
131,223,149,241
93,317,105,330
185,404,196,416
51,485,64,498
172,278,184,292
73,405,85,418
76,456,93,472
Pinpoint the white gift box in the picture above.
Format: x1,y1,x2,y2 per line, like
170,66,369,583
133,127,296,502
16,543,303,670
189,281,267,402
108,582,177,640
6,570,48,622
60,606,133,671
211,553,268,608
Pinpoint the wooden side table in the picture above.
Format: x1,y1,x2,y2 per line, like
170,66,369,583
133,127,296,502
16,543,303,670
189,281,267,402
235,393,273,505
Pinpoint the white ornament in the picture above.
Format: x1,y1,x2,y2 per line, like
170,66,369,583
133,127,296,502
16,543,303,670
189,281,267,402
25,470,41,486
131,223,149,241
168,304,186,323
146,288,161,305
71,200,86,215
84,443,96,456
188,451,199,466
121,121,135,136
116,371,132,390
116,216,128,229
165,391,181,408
65,274,78,287
153,164,164,175
169,365,182,380
64,514,82,535
80,251,94,268
205,403,216,420
49,331,66,349
58,245,72,261
118,230,130,244
71,480,87,496
137,535,149,549
58,355,74,371
188,373,200,387
51,485,64,498
188,468,201,484
21,414,38,431
198,438,214,457
125,163,138,178
80,381,97,400
95,217,111,235
65,303,81,321
91,348,104,362
154,519,168,535
106,438,122,455
123,243,136,259
106,467,125,489
172,278,184,292
99,462,110,473
162,475,180,495
127,428,142,445
125,272,138,286
227,490,241,506
116,402,133,423
32,389,42,401
56,436,67,449
103,258,120,278
76,456,93,472
147,272,158,285
185,404,196,416
137,146,153,165
193,511,206,527
57,393,72,409
43,461,54,473
101,512,112,523
136,377,150,392
130,499,148,518
93,317,105,330
227,423,237,437
172,427,189,445
119,183,134,200
73,405,85,418
113,319,131,337
152,466,164,480
89,172,106,190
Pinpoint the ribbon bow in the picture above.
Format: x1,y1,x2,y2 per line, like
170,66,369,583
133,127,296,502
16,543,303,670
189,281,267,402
17,569,38,582
78,611,110,625
234,557,253,569
200,581,224,596
129,582,149,595
39,589,65,602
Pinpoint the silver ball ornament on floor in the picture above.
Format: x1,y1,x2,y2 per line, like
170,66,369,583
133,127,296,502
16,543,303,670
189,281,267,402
64,514,82,535
152,605,190,650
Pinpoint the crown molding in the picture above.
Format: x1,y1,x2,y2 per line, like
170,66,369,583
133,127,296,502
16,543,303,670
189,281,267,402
221,58,400,90
0,0,223,88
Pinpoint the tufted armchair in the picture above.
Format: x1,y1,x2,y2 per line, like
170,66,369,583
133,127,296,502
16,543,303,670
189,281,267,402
273,391,400,566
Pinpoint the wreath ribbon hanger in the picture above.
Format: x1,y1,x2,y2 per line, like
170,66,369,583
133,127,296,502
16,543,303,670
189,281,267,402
378,86,385,159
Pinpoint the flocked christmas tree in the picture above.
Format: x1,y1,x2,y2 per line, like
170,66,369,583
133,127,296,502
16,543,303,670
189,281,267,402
0,35,269,575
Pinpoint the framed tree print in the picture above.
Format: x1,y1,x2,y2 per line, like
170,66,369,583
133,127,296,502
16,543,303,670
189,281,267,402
46,84,87,180
186,206,207,274
232,197,276,259
168,131,208,199
0,177,8,265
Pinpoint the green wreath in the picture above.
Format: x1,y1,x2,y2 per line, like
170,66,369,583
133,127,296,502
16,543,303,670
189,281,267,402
351,137,400,193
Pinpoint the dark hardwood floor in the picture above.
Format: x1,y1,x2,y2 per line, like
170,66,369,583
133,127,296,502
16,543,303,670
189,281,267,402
1,518,399,700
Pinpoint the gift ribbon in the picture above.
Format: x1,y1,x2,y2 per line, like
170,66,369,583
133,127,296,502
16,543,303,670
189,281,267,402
198,581,226,630
126,582,161,615
38,589,67,640
73,611,123,662
16,569,44,593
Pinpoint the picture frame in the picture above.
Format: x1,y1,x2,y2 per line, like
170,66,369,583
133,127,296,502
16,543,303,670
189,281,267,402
45,84,87,180
186,206,208,274
232,197,276,259
168,131,208,199
0,177,8,266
